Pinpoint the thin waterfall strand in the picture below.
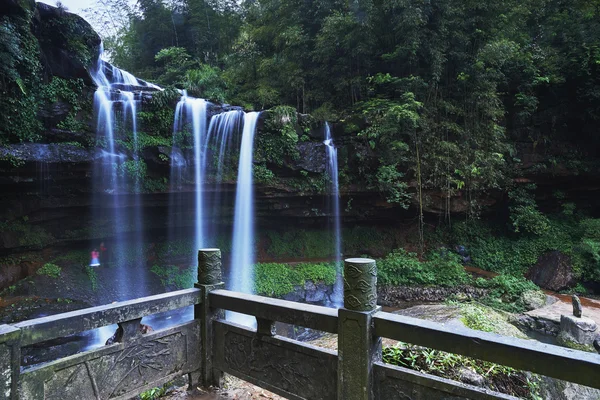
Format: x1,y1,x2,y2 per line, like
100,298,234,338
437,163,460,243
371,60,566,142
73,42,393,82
324,122,342,306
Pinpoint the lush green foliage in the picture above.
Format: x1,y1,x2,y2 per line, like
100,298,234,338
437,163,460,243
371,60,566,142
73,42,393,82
443,213,600,283
36,263,61,278
1,3,93,143
378,250,470,287
254,262,336,297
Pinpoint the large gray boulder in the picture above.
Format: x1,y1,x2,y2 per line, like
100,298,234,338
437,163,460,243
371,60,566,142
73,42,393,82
557,314,598,351
526,251,576,291
537,375,600,400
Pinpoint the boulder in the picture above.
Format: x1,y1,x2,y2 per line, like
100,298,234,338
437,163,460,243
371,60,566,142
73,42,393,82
537,375,600,400
34,3,101,85
526,251,576,291
304,280,326,303
557,315,598,350
521,290,548,311
458,367,485,387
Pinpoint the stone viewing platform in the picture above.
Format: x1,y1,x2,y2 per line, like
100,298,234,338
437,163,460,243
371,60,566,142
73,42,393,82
2,249,600,400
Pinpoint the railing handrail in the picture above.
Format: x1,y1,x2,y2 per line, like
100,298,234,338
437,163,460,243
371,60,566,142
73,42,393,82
209,289,339,333
374,311,600,390
14,287,202,346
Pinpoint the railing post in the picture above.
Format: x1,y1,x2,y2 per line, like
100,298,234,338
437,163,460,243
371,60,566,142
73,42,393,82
337,258,381,400
191,248,225,390
0,325,21,400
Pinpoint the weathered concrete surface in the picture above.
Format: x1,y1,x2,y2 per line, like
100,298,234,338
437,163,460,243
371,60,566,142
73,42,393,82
163,375,285,400
525,296,600,330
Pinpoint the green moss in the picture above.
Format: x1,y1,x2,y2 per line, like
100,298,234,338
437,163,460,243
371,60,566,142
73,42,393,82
254,262,336,297
459,303,527,338
556,334,595,353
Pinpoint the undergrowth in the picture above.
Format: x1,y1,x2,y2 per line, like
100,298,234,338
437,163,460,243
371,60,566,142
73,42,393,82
254,262,337,297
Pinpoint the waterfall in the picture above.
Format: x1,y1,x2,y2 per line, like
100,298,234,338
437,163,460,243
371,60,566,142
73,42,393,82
90,45,147,301
191,98,209,254
169,93,210,267
231,112,260,296
204,110,244,245
324,122,343,306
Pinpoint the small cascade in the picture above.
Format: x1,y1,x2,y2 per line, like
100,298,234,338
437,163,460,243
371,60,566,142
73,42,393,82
90,46,147,301
324,122,343,306
204,110,244,245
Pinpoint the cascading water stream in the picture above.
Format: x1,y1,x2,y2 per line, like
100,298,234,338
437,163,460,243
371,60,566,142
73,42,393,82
90,46,147,302
228,112,260,325
169,93,209,267
204,110,244,245
324,122,343,306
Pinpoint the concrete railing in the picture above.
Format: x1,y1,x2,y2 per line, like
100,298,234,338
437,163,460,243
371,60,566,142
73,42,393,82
1,249,600,400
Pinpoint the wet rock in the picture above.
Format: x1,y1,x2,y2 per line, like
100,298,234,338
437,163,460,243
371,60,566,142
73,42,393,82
304,280,326,303
526,251,576,291
537,375,600,400
291,142,327,173
282,286,305,303
521,290,548,311
0,143,94,164
458,367,485,387
510,314,560,337
557,315,597,350
377,285,488,305
572,295,582,318
34,3,101,85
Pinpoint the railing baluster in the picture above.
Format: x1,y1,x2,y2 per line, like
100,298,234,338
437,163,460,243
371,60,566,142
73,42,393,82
194,248,225,390
338,258,381,400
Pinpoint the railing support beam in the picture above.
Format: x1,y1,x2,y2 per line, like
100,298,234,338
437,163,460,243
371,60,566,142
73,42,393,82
338,258,381,400
192,248,225,390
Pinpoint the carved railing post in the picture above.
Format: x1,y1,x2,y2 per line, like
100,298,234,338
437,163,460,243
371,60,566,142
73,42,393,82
338,258,381,400
192,248,224,390
0,325,21,400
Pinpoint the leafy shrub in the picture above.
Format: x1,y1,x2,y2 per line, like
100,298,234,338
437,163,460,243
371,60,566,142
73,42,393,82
508,185,549,235
378,249,470,287
475,275,540,312
37,263,61,278
185,65,227,102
